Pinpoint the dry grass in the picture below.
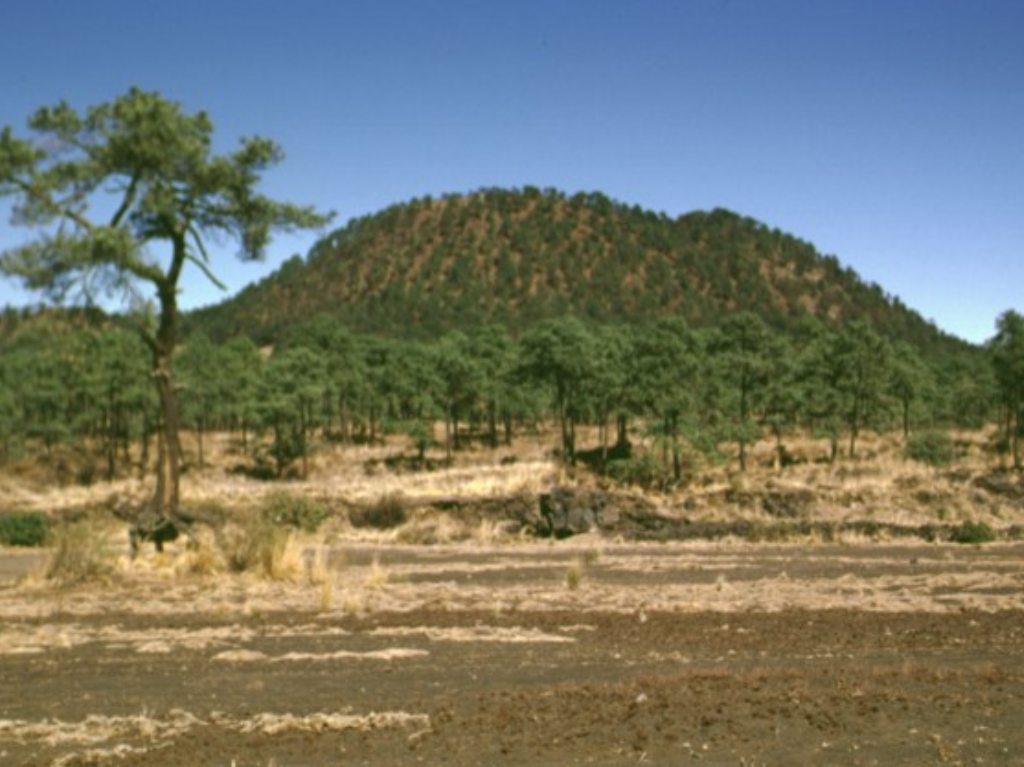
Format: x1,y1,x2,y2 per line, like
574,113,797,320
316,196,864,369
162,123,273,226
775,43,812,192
0,706,430,765
3,539,1023,624
1,424,1020,626
213,647,428,663
565,549,599,591
42,519,116,586
363,554,389,590
367,625,576,643
7,425,1018,546
565,560,584,590
217,514,298,580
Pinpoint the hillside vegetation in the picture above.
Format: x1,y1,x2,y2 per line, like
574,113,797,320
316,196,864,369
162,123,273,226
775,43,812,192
187,188,962,355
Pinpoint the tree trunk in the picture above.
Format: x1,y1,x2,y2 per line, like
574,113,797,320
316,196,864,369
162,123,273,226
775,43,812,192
139,413,150,477
338,396,349,443
149,244,185,521
772,425,785,472
197,419,205,469
120,419,131,465
104,407,116,482
558,404,569,464
152,361,182,519
503,413,513,446
1013,409,1021,471
299,409,309,478
670,415,681,481
848,397,861,458
488,402,498,448
444,413,452,461
738,381,748,472
616,414,628,448
273,421,285,477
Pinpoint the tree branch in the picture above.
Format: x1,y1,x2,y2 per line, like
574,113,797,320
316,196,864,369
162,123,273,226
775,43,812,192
118,255,167,286
188,225,211,262
109,172,141,227
9,175,96,233
185,251,227,291
166,234,188,288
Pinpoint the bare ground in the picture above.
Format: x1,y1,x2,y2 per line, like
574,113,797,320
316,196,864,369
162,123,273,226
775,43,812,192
2,541,1023,766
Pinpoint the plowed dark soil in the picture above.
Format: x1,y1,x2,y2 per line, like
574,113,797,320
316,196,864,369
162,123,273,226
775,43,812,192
2,544,1022,766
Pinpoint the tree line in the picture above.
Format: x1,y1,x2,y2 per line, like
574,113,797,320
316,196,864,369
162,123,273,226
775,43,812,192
1,309,1020,483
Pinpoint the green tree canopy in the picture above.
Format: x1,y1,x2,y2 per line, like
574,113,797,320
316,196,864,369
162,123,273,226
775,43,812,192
990,310,1024,469
707,312,776,471
518,317,597,464
0,88,331,524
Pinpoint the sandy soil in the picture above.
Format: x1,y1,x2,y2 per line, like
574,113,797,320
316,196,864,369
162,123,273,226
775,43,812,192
1,541,1022,766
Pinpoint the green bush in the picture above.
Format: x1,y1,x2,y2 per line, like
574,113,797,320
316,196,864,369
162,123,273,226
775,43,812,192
905,430,956,467
0,512,49,547
260,493,329,533
950,520,996,545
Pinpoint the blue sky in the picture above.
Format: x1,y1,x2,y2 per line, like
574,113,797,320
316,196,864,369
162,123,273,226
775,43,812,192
1,0,1021,343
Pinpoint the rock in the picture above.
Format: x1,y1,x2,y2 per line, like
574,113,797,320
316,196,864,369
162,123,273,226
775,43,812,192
538,487,607,538
537,487,664,538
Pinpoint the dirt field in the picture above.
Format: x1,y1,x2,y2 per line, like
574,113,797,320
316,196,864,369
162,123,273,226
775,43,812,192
2,540,1022,766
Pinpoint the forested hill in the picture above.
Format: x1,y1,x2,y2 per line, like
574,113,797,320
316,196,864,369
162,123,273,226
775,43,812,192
187,187,963,354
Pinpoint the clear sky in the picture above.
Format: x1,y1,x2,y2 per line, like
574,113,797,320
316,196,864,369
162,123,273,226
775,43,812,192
1,0,1021,343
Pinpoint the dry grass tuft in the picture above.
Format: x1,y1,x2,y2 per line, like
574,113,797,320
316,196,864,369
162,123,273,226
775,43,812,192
565,550,598,591
172,529,221,577
318,575,335,612
43,519,115,586
393,510,471,545
304,542,333,584
564,564,583,590
217,514,296,580
363,554,389,590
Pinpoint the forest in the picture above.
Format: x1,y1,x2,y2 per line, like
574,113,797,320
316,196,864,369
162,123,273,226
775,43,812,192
188,188,974,356
1,306,1020,489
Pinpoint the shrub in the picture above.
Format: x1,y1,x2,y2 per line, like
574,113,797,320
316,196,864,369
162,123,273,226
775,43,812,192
950,520,996,545
0,512,49,547
905,431,956,466
260,493,329,533
350,494,408,529
44,520,114,584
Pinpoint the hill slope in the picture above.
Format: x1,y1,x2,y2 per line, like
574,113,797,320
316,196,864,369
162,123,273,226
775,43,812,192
187,188,961,353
